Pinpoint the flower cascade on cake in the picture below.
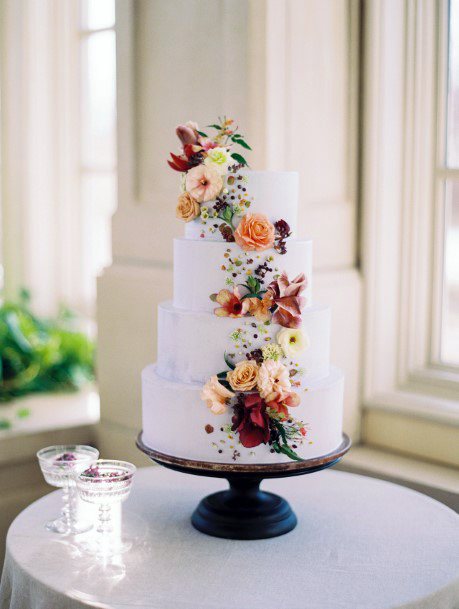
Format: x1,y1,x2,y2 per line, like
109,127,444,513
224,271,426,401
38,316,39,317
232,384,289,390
169,118,292,251
168,118,312,462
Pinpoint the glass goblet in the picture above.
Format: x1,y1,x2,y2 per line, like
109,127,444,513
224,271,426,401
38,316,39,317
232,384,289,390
37,444,99,534
76,459,136,556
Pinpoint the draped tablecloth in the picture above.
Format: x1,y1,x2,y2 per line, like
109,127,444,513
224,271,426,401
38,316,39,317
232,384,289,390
1,467,459,609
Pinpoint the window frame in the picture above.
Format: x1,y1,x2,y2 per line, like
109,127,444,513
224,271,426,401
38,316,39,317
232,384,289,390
361,0,459,467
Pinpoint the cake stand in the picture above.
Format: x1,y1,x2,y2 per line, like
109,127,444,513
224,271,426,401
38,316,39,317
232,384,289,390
136,432,351,540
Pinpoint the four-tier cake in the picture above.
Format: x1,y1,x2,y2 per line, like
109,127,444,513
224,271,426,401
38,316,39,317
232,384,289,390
142,118,344,464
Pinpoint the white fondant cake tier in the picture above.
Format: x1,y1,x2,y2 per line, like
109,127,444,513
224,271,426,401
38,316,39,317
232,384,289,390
184,170,299,240
174,238,313,312
157,301,330,385
142,364,344,464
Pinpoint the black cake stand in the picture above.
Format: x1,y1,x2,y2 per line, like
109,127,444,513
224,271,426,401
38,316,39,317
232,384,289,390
136,431,351,540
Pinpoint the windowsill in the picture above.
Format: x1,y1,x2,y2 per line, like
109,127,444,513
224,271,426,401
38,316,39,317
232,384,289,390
0,386,100,465
364,389,459,426
338,443,459,499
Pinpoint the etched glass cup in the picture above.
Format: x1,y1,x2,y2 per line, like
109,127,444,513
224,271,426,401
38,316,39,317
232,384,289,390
37,444,99,534
76,459,136,556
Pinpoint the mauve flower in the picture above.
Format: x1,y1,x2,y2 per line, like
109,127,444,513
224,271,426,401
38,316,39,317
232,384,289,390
214,287,250,318
176,124,199,146
231,393,270,448
268,272,307,328
234,213,275,252
201,376,234,415
185,165,223,203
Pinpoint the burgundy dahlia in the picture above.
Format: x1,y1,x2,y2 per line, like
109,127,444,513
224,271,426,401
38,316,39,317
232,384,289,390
231,393,270,448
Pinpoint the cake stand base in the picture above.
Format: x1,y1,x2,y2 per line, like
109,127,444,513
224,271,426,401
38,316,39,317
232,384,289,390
136,432,351,540
192,477,297,539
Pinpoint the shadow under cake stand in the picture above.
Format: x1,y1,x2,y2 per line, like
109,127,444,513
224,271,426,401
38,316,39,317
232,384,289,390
136,432,351,540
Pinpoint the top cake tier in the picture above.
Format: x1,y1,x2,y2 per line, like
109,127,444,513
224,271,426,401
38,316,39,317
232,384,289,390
184,170,299,241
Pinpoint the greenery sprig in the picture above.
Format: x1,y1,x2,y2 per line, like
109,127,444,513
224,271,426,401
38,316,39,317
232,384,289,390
204,117,251,167
0,289,95,404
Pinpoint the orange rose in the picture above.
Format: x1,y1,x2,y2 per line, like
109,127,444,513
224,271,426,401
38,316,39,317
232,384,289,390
234,213,275,251
176,192,200,222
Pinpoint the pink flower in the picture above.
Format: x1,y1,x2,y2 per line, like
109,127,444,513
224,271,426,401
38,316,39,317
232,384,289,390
268,272,307,328
266,391,300,417
214,287,250,318
185,165,223,203
257,360,292,403
201,376,234,415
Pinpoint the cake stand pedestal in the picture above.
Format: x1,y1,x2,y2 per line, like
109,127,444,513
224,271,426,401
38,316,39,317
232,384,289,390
136,432,351,540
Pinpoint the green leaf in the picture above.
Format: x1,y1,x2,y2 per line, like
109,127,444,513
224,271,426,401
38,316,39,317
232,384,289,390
16,408,30,419
234,260,243,267
0,419,11,430
197,130,208,137
246,276,261,293
241,292,262,300
18,288,31,306
209,293,218,302
206,124,222,130
217,371,229,379
230,152,248,166
278,443,303,462
219,379,232,391
224,352,236,370
273,420,288,444
272,441,281,454
232,137,252,150
4,312,32,354
221,206,234,223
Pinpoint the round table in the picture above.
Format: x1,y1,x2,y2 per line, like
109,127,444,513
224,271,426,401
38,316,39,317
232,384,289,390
1,467,458,609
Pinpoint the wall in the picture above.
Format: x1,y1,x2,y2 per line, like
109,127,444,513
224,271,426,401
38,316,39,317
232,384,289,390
97,0,362,462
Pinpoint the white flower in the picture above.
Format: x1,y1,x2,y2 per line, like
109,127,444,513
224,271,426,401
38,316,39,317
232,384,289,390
204,147,234,175
277,328,309,357
262,344,284,361
186,120,199,131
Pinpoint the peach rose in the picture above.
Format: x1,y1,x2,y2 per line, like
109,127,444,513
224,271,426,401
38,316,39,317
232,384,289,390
234,213,275,251
201,376,234,415
176,192,200,222
185,165,223,203
257,359,291,402
227,360,259,392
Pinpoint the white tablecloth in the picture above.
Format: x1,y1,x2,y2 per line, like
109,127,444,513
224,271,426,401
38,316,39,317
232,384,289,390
1,467,458,609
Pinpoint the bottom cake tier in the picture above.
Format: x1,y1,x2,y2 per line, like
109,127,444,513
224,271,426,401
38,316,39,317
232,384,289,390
142,364,344,464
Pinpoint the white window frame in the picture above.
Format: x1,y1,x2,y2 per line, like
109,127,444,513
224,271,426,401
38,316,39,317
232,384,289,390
361,0,459,467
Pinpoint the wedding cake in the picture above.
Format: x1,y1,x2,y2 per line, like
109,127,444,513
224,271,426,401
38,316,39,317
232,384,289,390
142,118,344,464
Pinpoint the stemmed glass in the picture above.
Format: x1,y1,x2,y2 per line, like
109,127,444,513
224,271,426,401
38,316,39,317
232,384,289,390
37,444,99,534
76,459,136,556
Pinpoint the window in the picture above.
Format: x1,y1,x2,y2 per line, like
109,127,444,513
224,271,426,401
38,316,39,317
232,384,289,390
79,0,117,313
361,0,459,467
437,0,459,365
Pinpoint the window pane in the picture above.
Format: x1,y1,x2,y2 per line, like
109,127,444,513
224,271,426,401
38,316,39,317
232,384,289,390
447,0,459,167
80,30,116,169
81,172,117,304
440,180,459,364
80,0,115,31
